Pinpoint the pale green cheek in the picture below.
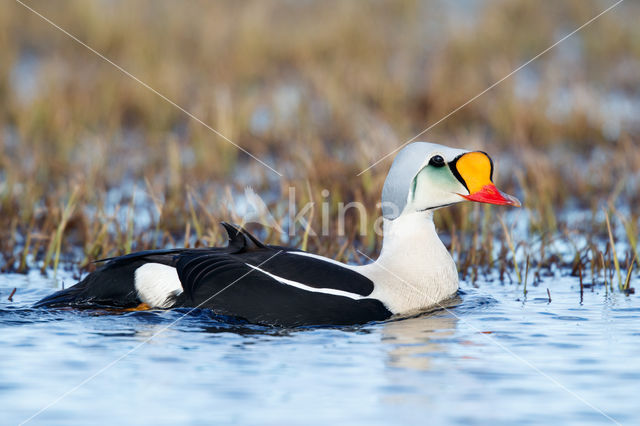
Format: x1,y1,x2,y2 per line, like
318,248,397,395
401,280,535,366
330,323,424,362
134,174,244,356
411,166,459,200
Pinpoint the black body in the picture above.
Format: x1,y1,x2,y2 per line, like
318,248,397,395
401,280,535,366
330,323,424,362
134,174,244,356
35,223,392,327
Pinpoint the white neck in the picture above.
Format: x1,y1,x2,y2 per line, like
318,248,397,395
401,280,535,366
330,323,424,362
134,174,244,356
356,211,459,314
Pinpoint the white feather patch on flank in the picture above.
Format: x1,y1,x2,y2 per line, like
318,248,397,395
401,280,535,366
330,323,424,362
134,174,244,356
134,263,183,308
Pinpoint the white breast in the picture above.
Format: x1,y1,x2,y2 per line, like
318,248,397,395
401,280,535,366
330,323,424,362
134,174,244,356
353,213,459,314
134,263,183,308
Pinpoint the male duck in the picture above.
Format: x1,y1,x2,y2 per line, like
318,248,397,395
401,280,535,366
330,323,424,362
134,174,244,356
36,142,520,326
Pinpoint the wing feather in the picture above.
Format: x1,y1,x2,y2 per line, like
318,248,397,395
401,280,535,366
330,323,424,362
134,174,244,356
36,222,392,326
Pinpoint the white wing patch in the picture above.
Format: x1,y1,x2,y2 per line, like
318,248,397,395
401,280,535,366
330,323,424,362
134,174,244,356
134,263,183,308
244,263,364,300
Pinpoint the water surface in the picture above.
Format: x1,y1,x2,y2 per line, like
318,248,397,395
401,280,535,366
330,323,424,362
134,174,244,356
1,270,638,425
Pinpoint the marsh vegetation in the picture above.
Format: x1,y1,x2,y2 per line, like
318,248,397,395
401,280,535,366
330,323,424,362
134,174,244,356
0,0,638,294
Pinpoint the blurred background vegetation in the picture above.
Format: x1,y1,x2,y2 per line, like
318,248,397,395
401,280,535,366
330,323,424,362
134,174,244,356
0,0,638,289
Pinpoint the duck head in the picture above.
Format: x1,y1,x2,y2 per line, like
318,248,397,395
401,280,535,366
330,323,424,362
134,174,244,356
381,142,520,220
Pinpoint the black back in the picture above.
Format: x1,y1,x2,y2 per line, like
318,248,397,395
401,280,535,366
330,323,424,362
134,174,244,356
35,223,392,327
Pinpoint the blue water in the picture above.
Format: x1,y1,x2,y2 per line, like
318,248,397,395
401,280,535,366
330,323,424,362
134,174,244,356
1,270,638,425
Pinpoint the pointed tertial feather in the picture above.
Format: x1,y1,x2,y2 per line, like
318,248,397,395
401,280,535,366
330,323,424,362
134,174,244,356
220,222,265,250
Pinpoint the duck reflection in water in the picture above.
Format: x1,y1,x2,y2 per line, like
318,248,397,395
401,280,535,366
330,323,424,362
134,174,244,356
381,295,461,371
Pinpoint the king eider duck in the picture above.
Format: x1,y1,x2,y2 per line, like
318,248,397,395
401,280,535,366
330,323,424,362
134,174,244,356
35,142,520,327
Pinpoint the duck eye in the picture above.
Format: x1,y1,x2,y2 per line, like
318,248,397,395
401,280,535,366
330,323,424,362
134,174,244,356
429,155,445,167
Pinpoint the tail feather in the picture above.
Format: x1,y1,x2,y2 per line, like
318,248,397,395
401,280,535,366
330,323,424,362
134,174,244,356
33,285,86,308
34,259,147,308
